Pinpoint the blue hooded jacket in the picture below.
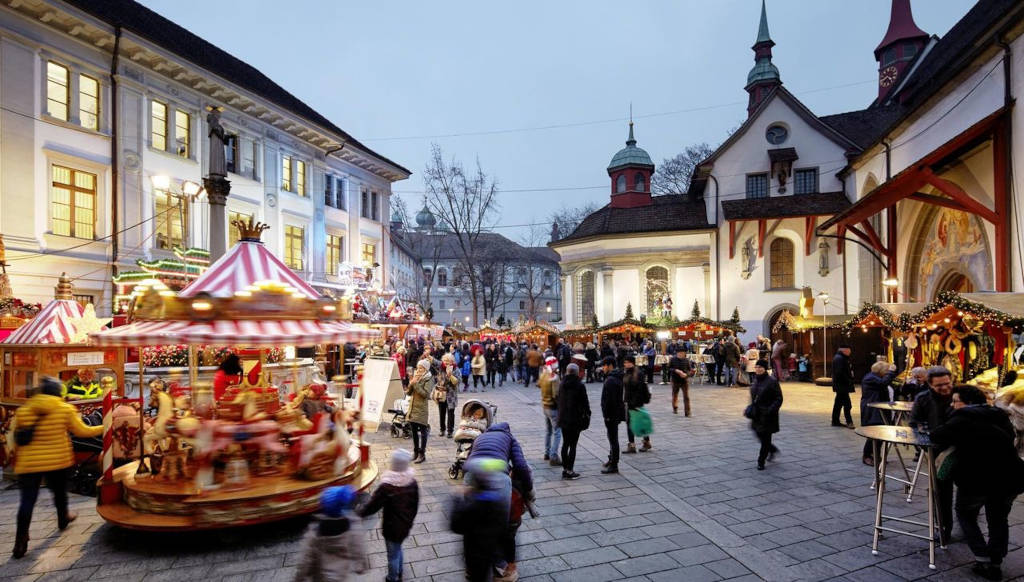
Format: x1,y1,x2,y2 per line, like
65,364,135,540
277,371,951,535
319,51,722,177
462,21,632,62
466,422,533,493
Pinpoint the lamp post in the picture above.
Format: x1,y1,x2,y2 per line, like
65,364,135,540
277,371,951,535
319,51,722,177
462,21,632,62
882,277,899,303
818,291,830,377
448,308,454,325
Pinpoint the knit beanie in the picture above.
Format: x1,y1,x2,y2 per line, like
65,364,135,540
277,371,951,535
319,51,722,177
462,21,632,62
320,485,357,518
391,448,413,472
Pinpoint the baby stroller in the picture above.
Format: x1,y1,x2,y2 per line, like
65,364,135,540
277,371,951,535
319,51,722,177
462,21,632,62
447,399,497,480
388,396,412,439
69,409,103,496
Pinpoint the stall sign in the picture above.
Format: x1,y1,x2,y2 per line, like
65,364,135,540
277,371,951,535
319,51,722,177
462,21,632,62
67,352,105,366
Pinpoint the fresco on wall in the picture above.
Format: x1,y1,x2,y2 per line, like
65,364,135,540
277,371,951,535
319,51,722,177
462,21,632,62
917,208,990,300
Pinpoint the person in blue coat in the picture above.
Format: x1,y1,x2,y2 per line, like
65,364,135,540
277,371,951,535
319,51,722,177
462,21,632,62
859,360,897,465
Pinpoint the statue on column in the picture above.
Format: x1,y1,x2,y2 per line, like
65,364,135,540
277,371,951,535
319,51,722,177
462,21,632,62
206,106,228,178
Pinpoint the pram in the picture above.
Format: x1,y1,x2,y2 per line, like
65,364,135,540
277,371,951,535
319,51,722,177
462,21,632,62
447,399,497,480
387,396,412,439
69,409,103,496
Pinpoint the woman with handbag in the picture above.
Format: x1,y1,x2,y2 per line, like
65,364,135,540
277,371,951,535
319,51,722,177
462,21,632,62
748,360,783,471
406,359,434,464
11,377,104,559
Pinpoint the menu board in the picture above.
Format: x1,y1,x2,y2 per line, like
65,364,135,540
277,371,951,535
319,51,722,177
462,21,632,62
359,357,405,432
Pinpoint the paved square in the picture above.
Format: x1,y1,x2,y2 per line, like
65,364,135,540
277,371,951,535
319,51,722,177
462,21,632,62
2,380,1023,581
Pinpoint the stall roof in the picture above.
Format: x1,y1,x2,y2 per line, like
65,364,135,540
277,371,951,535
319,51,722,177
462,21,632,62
92,319,375,347
179,240,321,300
3,299,84,345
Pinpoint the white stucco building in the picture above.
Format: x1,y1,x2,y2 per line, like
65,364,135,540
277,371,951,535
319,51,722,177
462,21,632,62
0,0,409,314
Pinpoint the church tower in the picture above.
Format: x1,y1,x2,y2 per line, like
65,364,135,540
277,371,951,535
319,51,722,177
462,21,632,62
874,0,929,103
607,121,654,209
745,0,781,118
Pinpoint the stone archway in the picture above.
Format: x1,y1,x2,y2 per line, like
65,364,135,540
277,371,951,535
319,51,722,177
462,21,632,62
934,270,976,298
905,203,992,301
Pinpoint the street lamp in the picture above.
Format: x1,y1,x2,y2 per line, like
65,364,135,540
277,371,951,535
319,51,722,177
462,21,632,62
882,277,899,303
150,175,205,250
818,291,830,377
448,308,454,324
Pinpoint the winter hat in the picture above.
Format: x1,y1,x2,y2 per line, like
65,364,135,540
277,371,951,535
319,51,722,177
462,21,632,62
755,359,770,370
39,376,63,397
572,353,588,363
391,449,413,472
567,363,580,376
545,356,557,367
417,358,432,370
320,485,357,518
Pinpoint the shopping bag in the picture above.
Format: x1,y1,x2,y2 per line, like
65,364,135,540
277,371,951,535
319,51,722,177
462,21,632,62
628,407,653,438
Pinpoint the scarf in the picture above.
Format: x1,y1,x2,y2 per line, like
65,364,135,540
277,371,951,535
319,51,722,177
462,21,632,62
380,468,416,487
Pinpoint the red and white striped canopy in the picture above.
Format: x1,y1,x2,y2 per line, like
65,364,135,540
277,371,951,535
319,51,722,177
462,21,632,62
179,241,321,300
91,319,376,348
3,299,84,345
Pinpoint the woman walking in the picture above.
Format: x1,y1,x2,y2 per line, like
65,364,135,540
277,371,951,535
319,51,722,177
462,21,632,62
406,359,433,464
485,344,499,388
12,377,104,558
749,360,783,471
557,363,590,480
859,360,897,465
438,354,459,438
471,349,486,391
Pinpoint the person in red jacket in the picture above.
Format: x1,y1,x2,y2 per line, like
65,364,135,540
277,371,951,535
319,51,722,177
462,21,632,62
212,354,243,401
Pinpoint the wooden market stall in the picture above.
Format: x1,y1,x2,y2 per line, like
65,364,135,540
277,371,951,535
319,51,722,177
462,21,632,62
595,317,655,344
513,320,559,349
771,309,860,380
561,326,596,348
477,323,514,343
89,220,378,531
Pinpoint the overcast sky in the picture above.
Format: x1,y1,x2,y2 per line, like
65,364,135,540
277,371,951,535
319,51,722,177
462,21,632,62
140,0,973,241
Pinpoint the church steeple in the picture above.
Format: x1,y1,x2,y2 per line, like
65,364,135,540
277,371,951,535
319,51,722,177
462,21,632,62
745,0,781,118
874,0,929,104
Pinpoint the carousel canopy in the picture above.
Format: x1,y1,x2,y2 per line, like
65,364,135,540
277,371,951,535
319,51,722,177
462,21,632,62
91,319,375,348
179,240,321,300
3,299,84,345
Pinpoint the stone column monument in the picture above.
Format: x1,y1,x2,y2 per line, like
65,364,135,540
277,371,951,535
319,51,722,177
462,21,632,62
204,106,231,260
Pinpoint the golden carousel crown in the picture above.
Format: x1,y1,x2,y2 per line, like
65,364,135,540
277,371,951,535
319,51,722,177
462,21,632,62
232,217,271,242
55,272,74,300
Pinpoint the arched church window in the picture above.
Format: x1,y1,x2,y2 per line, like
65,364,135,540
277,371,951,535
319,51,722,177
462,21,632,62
577,271,595,323
769,238,794,289
634,173,645,192
616,175,626,193
645,266,669,316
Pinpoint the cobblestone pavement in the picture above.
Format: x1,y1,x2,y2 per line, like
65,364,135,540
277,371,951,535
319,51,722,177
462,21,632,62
2,380,1023,581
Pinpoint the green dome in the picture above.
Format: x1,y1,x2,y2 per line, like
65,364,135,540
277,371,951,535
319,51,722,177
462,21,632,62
747,59,780,86
415,205,437,229
607,122,654,171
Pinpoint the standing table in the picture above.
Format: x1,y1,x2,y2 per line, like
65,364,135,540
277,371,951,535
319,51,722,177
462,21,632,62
866,401,928,502
856,425,944,570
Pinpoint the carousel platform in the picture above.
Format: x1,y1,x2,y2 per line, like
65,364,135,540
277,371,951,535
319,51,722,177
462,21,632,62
97,446,377,531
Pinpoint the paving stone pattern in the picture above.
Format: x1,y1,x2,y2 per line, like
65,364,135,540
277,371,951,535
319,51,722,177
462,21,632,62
2,380,1023,581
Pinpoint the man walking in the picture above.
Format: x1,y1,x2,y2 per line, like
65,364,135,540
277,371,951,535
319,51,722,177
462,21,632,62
668,346,693,416
643,342,656,384
831,345,855,428
524,345,542,387
722,335,741,387
599,357,625,474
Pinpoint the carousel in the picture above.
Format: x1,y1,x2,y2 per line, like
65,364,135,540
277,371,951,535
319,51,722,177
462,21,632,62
89,219,378,531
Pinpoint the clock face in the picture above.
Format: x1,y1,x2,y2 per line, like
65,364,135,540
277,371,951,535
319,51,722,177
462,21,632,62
765,125,788,145
879,66,898,88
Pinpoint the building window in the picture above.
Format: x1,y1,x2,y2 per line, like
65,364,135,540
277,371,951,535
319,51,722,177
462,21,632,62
228,210,252,247
519,301,526,310
226,134,239,174
746,173,768,199
46,62,70,121
326,233,343,275
51,165,96,239
437,268,448,287
883,47,897,67
335,177,346,210
174,110,190,158
284,225,304,270
72,294,95,307
577,271,595,323
543,270,553,291
361,190,370,218
439,299,446,309
282,155,292,191
79,75,99,130
645,266,669,316
794,168,818,195
371,192,380,221
154,189,188,250
904,41,918,60
361,242,376,266
769,238,795,289
616,174,626,193
151,101,168,151
634,173,645,192
296,160,306,196
324,174,334,207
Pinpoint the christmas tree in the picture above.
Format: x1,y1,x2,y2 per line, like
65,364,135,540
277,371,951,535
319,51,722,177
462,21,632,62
625,303,634,319
590,313,599,328
691,300,701,319
730,307,740,325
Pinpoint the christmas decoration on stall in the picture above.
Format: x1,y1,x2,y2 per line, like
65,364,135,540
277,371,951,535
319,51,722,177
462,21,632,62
840,303,900,336
112,247,210,314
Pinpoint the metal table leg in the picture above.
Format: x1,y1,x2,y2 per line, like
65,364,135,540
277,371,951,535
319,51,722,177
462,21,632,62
871,437,888,555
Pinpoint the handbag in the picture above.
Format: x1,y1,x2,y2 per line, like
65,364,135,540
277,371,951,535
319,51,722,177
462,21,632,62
743,404,755,419
431,384,446,402
14,410,48,447
628,407,653,438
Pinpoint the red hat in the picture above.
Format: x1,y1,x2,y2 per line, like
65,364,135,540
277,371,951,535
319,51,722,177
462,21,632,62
545,356,557,366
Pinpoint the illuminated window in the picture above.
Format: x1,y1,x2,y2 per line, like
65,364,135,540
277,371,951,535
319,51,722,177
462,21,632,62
174,110,190,158
296,160,306,196
284,225,304,270
228,210,252,247
326,233,343,275
154,189,188,250
151,101,167,151
769,238,795,289
46,62,69,121
79,75,99,130
51,165,96,239
361,242,376,266
281,155,292,191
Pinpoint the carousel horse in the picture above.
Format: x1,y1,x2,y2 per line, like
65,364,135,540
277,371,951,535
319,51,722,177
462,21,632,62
143,378,189,454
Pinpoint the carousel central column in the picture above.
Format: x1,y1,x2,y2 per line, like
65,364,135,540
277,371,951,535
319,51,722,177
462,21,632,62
204,106,231,261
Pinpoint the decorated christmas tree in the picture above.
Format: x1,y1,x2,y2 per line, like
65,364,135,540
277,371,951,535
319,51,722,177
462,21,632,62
590,313,599,328
730,307,741,325
691,300,701,319
625,303,634,319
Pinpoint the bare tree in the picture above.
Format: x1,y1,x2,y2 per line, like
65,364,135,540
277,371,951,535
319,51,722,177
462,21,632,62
550,202,598,241
401,230,444,310
518,224,559,320
651,142,715,195
390,193,411,226
476,248,514,322
424,143,499,326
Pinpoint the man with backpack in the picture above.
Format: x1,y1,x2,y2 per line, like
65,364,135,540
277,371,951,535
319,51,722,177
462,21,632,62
622,356,652,453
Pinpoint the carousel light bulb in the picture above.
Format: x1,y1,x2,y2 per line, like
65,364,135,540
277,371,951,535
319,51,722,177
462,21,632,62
322,304,337,312
291,293,306,299
957,311,964,316
944,318,951,323
234,290,252,297
158,290,175,297
191,300,212,311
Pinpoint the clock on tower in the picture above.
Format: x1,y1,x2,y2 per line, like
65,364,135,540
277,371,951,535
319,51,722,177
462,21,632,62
879,65,898,88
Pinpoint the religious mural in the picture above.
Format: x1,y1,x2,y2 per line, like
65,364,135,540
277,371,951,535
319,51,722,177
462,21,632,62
916,208,990,300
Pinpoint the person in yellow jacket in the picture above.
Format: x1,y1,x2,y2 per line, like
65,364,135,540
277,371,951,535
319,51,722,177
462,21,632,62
10,377,103,559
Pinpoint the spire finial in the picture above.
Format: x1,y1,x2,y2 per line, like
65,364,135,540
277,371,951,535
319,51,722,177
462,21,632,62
756,0,771,44
626,104,636,146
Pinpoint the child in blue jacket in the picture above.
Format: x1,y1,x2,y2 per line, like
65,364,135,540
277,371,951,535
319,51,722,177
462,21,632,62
461,357,471,392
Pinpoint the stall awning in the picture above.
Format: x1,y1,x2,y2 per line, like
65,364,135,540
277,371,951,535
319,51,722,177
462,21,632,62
179,240,322,300
92,319,376,348
3,299,84,345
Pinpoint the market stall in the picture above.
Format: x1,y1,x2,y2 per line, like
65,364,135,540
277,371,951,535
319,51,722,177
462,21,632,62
595,317,655,344
477,323,513,343
512,320,559,349
771,309,858,380
561,326,596,348
90,220,378,531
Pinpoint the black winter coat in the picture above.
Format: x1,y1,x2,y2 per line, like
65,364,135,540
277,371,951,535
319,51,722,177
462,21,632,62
860,371,896,426
557,375,591,433
623,368,648,410
930,405,1024,494
668,356,692,386
357,480,419,542
831,352,855,393
749,372,783,434
910,390,952,437
601,370,626,423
